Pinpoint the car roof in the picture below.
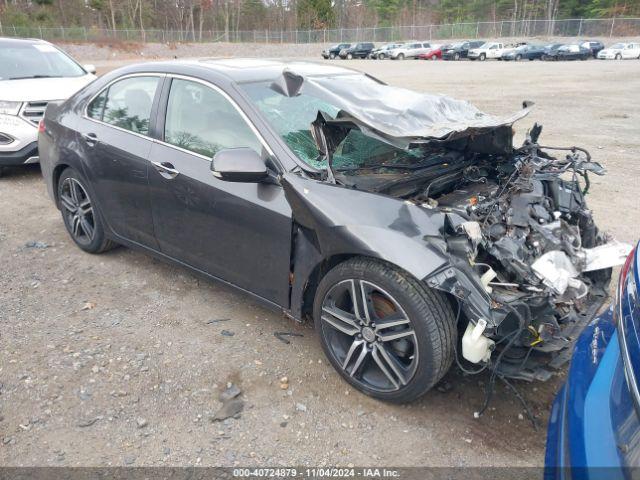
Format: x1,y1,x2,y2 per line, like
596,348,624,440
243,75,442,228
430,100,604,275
119,58,364,83
0,37,54,47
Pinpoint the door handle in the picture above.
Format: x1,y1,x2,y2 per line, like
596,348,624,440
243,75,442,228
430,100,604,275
82,132,98,146
151,161,180,179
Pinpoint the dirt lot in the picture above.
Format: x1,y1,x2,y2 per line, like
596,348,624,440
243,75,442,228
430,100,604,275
1,51,639,468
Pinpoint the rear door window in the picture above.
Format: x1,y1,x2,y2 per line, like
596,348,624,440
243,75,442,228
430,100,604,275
89,76,160,136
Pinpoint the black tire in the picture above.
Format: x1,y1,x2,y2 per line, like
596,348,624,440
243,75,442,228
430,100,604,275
346,53,353,60
57,167,116,254
479,53,486,61
516,54,522,61
313,257,456,403
454,52,460,60
377,53,385,60
397,53,405,60
329,53,336,59
615,53,622,60
431,55,437,60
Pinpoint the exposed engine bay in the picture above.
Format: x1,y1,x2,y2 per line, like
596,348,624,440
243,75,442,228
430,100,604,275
327,123,631,382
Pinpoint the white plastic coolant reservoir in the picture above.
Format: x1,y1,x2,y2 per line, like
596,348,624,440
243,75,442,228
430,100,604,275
461,318,495,364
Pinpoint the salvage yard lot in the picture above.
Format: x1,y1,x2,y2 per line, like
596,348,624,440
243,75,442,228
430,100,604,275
1,55,639,467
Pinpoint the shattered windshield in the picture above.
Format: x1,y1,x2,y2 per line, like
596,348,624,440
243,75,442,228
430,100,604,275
242,79,422,170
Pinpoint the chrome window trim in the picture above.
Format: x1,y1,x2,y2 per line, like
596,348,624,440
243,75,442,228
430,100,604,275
82,72,166,141
82,72,275,162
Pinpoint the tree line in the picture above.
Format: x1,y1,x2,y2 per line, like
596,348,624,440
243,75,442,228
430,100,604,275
1,0,638,37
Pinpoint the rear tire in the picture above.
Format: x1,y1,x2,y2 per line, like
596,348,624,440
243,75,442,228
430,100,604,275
615,53,622,60
378,53,385,60
57,167,117,254
346,53,353,60
454,52,460,60
516,54,522,61
329,53,336,59
479,53,486,61
314,257,456,403
397,53,405,60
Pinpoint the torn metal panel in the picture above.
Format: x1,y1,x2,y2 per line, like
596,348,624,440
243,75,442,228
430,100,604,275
582,241,633,272
301,74,533,143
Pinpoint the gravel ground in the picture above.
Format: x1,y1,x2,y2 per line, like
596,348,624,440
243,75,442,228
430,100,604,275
1,48,639,468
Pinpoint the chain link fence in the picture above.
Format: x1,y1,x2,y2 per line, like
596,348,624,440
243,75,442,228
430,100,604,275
1,18,639,44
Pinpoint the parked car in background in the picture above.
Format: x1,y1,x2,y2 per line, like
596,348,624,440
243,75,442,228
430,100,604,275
0,37,96,176
541,43,565,60
321,43,351,59
441,41,484,60
418,44,444,60
370,43,403,59
339,42,375,59
468,41,508,60
598,42,640,60
389,42,431,60
580,40,605,57
501,44,545,61
547,44,591,61
546,242,639,475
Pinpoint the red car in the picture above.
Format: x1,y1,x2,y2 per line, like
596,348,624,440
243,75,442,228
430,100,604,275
418,45,443,60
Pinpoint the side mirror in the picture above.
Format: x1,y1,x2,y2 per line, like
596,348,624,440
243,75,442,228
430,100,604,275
211,148,268,183
84,64,97,74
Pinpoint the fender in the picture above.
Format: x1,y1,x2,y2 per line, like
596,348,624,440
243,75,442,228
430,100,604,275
281,172,495,324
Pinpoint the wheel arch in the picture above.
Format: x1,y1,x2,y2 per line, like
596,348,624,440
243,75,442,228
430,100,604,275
52,163,72,206
289,224,449,323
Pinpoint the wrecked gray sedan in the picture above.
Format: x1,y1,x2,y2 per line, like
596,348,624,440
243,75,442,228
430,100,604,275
39,59,631,403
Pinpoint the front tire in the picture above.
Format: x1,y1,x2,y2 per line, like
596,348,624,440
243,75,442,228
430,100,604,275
454,52,460,60
479,53,486,61
329,53,336,59
57,167,116,254
377,53,385,60
397,53,405,60
346,53,353,60
313,257,456,403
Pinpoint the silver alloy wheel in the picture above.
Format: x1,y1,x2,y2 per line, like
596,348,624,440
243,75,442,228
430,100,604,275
60,177,95,243
320,279,418,392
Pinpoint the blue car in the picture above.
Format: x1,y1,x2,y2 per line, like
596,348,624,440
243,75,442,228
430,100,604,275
546,242,639,478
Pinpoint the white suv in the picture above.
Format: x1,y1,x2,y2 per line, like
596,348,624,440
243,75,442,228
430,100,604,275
468,42,509,60
598,42,640,60
0,38,96,174
389,42,431,60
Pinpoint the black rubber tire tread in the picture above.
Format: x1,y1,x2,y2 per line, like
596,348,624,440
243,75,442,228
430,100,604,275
313,256,456,403
57,167,117,254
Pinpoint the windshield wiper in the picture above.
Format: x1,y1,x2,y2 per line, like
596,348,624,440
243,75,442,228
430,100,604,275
8,75,62,80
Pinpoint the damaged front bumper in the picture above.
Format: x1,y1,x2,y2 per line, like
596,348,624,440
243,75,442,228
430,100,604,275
418,138,632,382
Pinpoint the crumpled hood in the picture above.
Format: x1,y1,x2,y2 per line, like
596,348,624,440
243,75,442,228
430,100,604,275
0,75,95,102
294,72,532,145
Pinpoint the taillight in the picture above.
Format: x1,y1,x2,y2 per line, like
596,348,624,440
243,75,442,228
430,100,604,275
38,120,45,134
615,246,637,324
621,247,637,282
